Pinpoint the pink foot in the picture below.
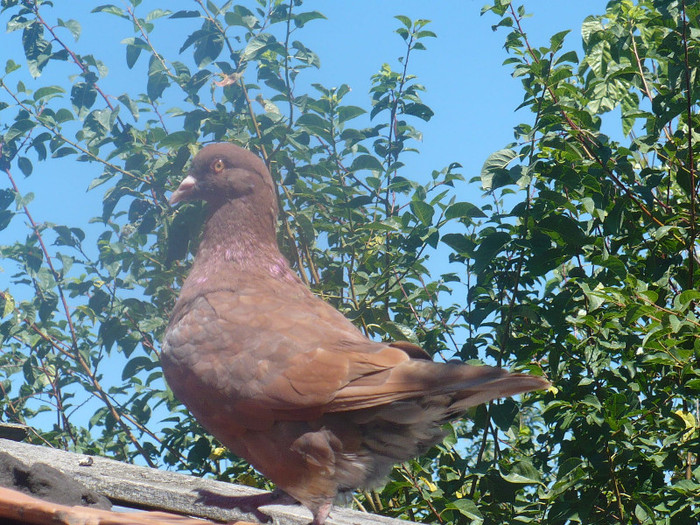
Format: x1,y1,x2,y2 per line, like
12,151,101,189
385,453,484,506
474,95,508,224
311,500,333,525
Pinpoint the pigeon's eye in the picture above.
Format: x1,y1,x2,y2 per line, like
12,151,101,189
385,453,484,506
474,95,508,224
212,159,225,174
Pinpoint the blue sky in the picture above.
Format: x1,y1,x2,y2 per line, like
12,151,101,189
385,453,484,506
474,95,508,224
302,0,609,183
2,0,609,246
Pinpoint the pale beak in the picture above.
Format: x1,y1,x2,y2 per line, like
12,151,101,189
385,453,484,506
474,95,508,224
169,174,198,205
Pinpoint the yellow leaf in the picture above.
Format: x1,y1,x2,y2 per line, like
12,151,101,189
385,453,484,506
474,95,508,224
2,292,15,318
674,409,697,442
420,476,437,492
674,409,696,429
209,446,227,460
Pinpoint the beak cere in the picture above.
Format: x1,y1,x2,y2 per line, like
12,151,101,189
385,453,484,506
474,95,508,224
169,174,198,205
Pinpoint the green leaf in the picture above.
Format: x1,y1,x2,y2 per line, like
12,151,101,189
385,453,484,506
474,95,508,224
441,233,471,254
296,113,332,142
241,33,279,62
403,102,433,121
481,148,517,190
55,108,75,123
394,15,412,29
581,15,603,47
0,210,13,232
122,356,155,380
187,437,212,464
676,290,700,310
416,30,437,39
33,85,65,102
350,155,384,173
549,29,570,52
473,231,511,274
22,23,52,78
0,190,14,211
445,201,486,220
383,322,419,344
146,9,171,22
555,49,579,66
501,460,543,484
410,200,434,225
5,59,21,74
158,131,197,149
490,398,518,431
294,11,326,28
17,157,32,176
224,6,258,29
6,119,36,142
91,4,127,18
57,18,81,41
117,94,139,120
1,292,15,317
124,37,148,69
193,20,224,67
170,10,201,19
336,106,365,124
445,498,483,520
147,57,169,101
6,17,33,33
294,212,316,244
71,76,98,116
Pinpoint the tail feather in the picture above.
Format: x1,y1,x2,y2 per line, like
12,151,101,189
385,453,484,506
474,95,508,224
332,360,549,412
358,365,546,481
446,371,550,413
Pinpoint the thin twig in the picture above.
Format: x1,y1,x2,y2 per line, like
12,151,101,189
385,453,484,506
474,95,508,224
32,2,126,130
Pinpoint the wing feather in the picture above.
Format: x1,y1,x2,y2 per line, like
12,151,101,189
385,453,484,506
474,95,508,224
178,287,546,422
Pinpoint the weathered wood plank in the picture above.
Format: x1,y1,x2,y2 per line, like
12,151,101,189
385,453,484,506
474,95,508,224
0,439,416,525
0,423,29,442
0,486,257,525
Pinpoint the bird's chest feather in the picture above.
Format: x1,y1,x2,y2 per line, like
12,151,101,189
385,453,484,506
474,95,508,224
166,292,258,378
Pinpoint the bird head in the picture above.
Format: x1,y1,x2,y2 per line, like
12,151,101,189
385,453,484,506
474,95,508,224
169,143,276,213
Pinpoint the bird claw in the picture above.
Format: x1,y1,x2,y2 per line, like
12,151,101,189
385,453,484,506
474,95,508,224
196,488,297,523
310,500,333,525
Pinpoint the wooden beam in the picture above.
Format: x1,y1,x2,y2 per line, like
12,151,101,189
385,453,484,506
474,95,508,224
0,439,417,525
0,486,258,525
0,423,29,441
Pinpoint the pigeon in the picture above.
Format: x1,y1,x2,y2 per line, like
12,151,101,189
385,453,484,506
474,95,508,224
161,143,549,525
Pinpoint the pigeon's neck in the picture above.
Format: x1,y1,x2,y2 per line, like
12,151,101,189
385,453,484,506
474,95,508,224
186,197,298,283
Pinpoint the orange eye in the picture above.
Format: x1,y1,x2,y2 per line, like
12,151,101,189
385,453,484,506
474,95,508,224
212,159,225,173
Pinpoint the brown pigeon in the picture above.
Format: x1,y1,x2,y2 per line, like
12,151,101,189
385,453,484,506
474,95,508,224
162,143,549,525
